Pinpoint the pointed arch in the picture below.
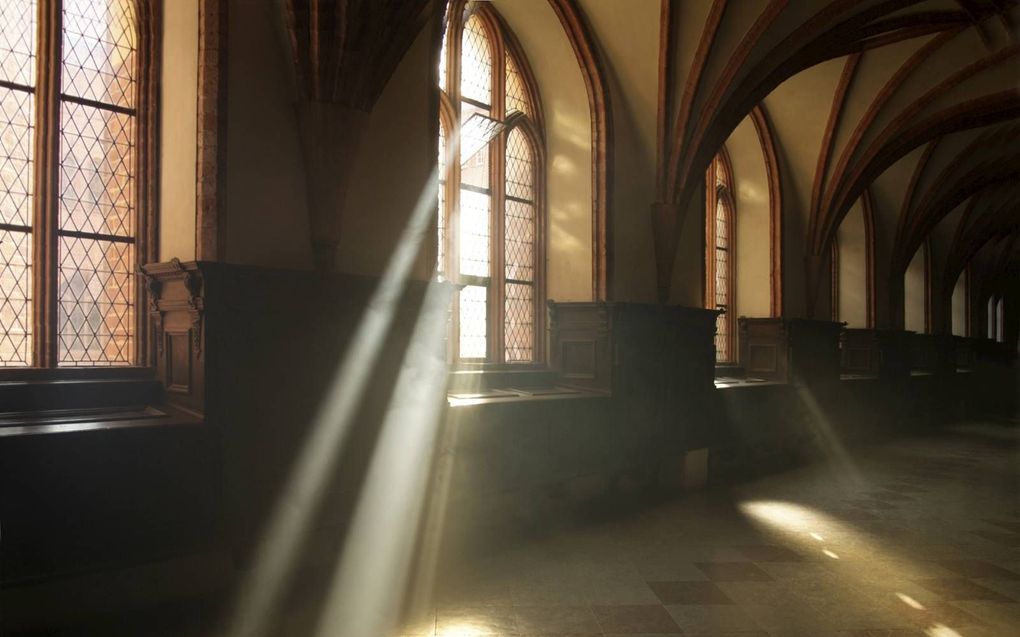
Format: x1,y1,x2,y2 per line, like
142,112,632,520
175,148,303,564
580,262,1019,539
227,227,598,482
437,1,546,364
749,104,783,317
546,0,612,300
706,147,736,363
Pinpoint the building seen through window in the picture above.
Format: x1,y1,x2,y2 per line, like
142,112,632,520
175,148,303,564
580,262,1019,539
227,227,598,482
1,0,142,367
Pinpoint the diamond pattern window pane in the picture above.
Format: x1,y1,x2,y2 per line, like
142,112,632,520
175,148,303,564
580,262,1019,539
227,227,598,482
460,102,490,189
62,0,137,109
505,200,534,282
0,229,31,366
59,101,135,236
460,16,491,106
0,0,36,86
712,157,732,362
715,197,729,250
715,311,728,363
1,87,34,226
505,127,534,201
458,284,486,359
57,235,134,366
715,247,728,305
505,53,531,117
504,282,533,362
459,188,489,278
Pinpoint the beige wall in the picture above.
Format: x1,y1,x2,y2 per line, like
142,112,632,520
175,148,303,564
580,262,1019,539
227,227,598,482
579,0,659,303
904,247,927,333
495,0,594,302
339,28,434,279
837,199,868,328
764,56,845,318
727,115,772,319
159,0,198,262
951,271,967,337
224,0,312,269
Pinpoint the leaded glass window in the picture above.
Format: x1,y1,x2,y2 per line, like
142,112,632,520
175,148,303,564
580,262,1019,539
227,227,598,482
0,0,149,368
437,8,543,364
707,153,735,364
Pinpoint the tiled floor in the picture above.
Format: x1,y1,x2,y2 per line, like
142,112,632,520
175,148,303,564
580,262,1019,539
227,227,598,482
400,423,1020,636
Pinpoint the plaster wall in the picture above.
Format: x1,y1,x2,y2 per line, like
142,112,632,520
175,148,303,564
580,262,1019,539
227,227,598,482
159,0,199,262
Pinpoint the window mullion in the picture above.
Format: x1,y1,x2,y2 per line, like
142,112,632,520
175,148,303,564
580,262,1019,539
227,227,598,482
489,29,506,364
32,0,63,368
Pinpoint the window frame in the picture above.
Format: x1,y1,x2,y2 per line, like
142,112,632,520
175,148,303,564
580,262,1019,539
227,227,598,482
437,3,546,367
0,0,160,378
705,149,736,365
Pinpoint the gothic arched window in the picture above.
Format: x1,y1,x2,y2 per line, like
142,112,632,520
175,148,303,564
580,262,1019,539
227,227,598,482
438,7,544,363
1,0,157,368
706,152,735,363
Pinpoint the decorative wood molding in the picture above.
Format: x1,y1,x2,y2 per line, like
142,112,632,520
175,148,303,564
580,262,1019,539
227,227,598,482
895,128,1020,271
749,105,783,317
137,0,162,367
283,0,434,270
816,46,1020,250
860,188,876,328
816,29,961,252
897,157,1020,279
666,0,727,201
196,0,228,261
547,0,612,301
655,0,674,201
894,137,942,262
830,238,840,323
139,260,206,416
810,53,860,225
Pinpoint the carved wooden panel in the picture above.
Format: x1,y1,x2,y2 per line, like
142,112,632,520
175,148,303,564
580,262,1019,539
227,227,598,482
747,344,779,373
139,259,205,416
841,329,879,376
560,339,598,380
165,330,192,394
739,318,841,384
548,302,718,430
548,302,611,391
954,336,974,370
739,318,788,381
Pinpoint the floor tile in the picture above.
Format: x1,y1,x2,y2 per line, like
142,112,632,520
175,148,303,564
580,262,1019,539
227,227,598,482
436,606,517,635
647,580,734,605
695,561,774,582
514,605,601,635
970,529,1020,547
664,603,762,634
934,558,1020,580
733,544,806,562
913,577,1016,602
591,604,680,633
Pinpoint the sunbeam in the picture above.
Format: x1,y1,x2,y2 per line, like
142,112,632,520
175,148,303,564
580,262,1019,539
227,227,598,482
227,138,458,637
311,278,453,637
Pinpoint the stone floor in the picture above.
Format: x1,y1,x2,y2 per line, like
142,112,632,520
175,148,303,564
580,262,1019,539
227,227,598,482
398,422,1020,637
